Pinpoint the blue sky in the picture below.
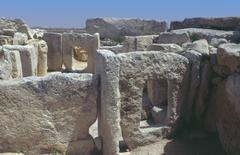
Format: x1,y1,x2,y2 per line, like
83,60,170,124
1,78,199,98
0,0,239,28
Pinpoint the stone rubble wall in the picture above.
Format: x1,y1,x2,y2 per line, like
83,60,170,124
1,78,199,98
0,18,48,80
170,17,240,31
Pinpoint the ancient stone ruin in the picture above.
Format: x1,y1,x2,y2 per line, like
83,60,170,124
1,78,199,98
0,17,240,155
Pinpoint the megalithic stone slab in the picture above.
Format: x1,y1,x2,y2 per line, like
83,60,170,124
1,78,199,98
96,50,121,155
0,73,98,155
43,32,62,71
3,45,38,77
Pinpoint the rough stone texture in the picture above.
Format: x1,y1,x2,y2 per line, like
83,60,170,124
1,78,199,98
74,46,88,62
27,39,48,76
13,32,28,45
0,46,12,80
217,43,240,73
215,74,240,155
118,51,189,149
183,39,210,56
170,17,240,31
0,73,98,155
86,18,167,40
194,61,212,123
0,35,12,45
7,49,22,79
181,50,202,124
3,45,38,77
157,32,190,45
210,38,228,48
96,50,121,155
32,29,46,39
171,28,240,43
43,32,62,71
123,35,156,52
0,18,32,39
147,44,183,53
66,137,97,155
100,45,124,54
62,33,99,72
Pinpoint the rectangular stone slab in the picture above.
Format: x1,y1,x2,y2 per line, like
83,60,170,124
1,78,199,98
43,32,62,71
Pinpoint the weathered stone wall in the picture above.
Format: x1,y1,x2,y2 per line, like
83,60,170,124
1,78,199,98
170,17,240,31
96,50,189,154
0,73,98,155
0,18,49,79
86,18,167,41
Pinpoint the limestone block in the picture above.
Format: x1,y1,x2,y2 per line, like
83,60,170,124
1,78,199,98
62,33,99,73
181,50,202,124
217,43,240,73
147,44,183,53
170,17,240,31
43,32,62,71
157,32,190,45
215,74,240,155
3,45,38,77
13,32,28,45
0,46,12,80
210,38,228,48
8,49,22,79
123,35,156,52
96,50,121,155
118,51,189,149
0,18,33,39
194,61,212,122
183,39,210,56
86,18,167,40
171,28,240,43
135,35,154,51
27,39,48,76
0,73,98,155
0,35,12,45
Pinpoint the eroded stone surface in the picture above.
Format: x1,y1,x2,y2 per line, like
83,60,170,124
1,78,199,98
86,18,167,40
171,28,240,43
27,39,48,76
123,35,156,52
183,39,210,56
217,43,240,73
3,45,38,77
215,74,240,155
96,50,121,155
0,73,98,155
157,32,190,45
0,46,12,80
147,44,183,53
170,17,240,31
43,32,62,71
118,51,189,149
62,33,99,72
